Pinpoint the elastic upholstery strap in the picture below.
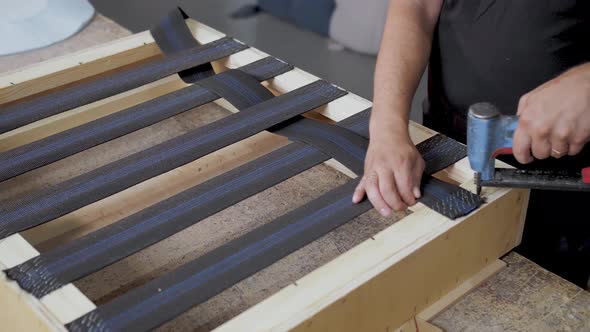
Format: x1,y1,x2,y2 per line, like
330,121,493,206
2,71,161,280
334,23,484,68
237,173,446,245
6,108,371,299
6,142,329,298
0,80,346,240
5,111,476,300
67,180,372,332
0,37,246,135
8,112,372,300
193,68,370,176
420,176,483,218
197,68,275,107
271,117,367,175
150,7,215,82
0,57,292,183
67,128,477,331
10,115,479,332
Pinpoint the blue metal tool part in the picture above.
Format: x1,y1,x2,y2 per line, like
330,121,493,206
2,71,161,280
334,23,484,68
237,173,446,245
467,102,590,194
467,102,518,182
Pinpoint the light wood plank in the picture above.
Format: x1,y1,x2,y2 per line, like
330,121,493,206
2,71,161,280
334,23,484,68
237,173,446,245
0,233,90,331
0,234,39,269
0,272,65,332
41,285,96,325
0,76,186,152
417,259,506,321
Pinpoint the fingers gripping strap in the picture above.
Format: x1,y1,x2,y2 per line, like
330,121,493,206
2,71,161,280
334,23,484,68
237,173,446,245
0,80,346,240
0,37,246,134
0,57,292,183
150,7,215,83
332,109,481,218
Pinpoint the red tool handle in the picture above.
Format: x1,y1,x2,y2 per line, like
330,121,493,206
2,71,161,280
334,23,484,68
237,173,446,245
492,147,513,158
583,167,590,184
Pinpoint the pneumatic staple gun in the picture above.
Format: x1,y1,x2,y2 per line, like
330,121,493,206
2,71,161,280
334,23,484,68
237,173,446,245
467,102,590,195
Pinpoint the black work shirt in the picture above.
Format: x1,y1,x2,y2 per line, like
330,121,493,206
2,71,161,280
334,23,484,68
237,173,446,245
426,1,590,289
425,0,590,170
429,0,590,115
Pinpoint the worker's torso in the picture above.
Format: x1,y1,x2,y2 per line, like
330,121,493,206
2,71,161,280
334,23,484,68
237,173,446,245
428,0,590,115
426,2,590,278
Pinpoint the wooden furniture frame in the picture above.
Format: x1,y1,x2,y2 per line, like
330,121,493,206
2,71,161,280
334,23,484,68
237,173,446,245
0,20,529,332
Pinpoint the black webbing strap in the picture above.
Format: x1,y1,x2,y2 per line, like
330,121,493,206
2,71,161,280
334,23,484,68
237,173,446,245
67,180,371,332
66,127,480,331
196,66,275,107
419,176,483,218
66,124,479,331
6,142,329,298
417,134,468,175
270,117,368,175
3,66,366,298
150,7,215,83
0,80,346,240
5,108,373,299
7,112,478,331
5,103,476,297
192,63,369,176
0,37,246,134
0,57,292,183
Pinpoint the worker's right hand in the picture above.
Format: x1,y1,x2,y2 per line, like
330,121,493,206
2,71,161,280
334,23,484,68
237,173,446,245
352,131,424,216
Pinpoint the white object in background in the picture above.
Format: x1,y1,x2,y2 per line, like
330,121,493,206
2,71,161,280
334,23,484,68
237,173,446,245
329,0,389,56
0,0,95,55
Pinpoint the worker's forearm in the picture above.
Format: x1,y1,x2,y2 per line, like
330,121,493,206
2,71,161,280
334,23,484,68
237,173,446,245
371,0,442,137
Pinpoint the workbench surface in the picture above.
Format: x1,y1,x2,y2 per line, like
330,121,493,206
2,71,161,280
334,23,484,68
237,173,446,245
1,13,588,332
434,252,590,332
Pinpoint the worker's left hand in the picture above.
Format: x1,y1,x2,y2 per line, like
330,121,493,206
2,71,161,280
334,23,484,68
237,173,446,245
514,62,590,163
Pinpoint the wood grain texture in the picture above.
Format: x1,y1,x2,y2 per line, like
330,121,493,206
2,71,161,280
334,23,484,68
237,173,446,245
0,273,64,332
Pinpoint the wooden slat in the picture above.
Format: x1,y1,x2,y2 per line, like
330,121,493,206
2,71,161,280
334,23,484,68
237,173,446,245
0,35,160,102
0,76,186,152
0,234,91,331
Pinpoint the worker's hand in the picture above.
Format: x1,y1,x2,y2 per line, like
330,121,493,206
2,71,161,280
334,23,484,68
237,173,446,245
514,63,590,163
352,131,424,216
